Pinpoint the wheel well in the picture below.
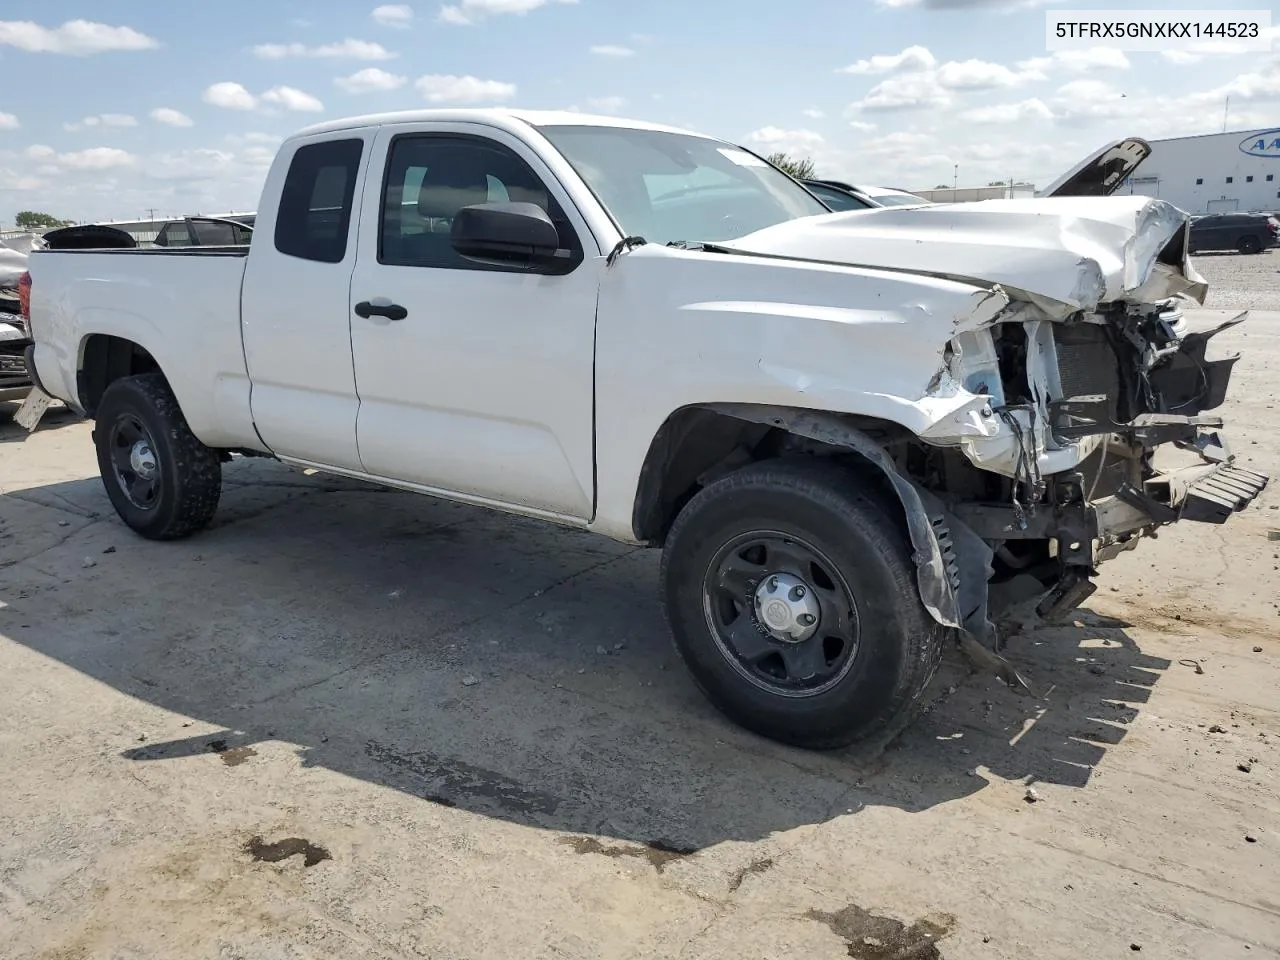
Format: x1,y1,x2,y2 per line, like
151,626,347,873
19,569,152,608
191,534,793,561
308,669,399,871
78,335,161,417
631,405,907,545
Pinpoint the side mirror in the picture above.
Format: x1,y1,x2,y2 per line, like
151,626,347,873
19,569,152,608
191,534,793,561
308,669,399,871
450,201,577,273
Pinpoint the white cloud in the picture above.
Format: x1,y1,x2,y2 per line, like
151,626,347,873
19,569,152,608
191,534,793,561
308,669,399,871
203,82,324,113
22,144,135,170
260,86,325,112
437,0,577,26
150,108,194,127
960,98,1053,124
415,74,516,102
586,96,627,114
837,45,935,76
336,67,408,93
64,113,137,132
58,147,136,170
850,73,952,112
849,120,877,132
0,19,158,55
802,108,825,120
0,112,18,130
1016,48,1129,75
372,4,414,27
1187,64,1280,105
1162,51,1203,66
747,126,826,149
936,59,1031,90
252,39,396,60
204,82,258,111
590,44,633,57
1048,80,1142,123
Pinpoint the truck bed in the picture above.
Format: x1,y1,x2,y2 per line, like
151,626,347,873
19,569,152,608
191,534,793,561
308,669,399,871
27,249,257,449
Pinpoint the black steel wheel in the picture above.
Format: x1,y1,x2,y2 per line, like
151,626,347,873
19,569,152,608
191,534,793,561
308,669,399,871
662,458,945,750
1238,234,1262,255
703,531,860,697
93,373,222,540
106,412,162,511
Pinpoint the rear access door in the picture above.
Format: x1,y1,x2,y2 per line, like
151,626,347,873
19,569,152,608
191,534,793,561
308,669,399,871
241,131,377,471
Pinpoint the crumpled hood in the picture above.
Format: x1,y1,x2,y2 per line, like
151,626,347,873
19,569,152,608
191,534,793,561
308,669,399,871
718,194,1207,318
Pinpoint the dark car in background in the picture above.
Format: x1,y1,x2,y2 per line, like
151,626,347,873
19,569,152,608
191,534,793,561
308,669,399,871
152,215,254,248
1188,212,1279,255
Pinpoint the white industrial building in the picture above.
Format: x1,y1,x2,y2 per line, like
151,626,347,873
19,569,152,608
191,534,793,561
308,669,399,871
1115,127,1280,216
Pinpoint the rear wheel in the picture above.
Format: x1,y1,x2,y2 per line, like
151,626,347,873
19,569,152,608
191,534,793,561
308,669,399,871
93,373,222,540
660,459,945,750
1238,234,1262,255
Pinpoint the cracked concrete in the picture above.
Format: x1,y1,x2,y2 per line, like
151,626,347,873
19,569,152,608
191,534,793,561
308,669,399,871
1,265,1278,958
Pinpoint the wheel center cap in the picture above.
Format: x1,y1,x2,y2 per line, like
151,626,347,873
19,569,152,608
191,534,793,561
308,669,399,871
130,440,157,479
753,572,821,643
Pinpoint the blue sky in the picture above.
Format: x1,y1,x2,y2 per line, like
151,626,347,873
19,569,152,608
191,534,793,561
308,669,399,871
1,0,1277,223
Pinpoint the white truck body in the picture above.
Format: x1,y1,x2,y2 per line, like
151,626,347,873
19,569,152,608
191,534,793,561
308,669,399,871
22,109,1267,748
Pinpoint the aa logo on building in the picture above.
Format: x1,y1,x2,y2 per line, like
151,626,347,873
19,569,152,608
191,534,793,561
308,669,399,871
1239,131,1280,158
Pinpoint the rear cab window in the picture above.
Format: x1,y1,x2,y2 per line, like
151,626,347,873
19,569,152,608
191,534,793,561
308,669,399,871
274,138,365,263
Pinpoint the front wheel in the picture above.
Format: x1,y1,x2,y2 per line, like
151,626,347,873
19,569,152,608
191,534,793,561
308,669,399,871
93,373,222,540
660,459,945,750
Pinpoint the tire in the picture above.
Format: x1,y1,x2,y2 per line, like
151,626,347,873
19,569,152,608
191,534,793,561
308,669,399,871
1238,235,1262,255
92,372,222,540
660,458,945,750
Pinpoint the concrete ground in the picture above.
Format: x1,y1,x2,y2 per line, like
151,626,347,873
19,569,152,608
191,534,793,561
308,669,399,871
1,253,1278,959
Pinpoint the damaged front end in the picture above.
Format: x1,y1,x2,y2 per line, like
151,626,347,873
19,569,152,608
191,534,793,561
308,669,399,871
940,299,1266,624
910,226,1267,659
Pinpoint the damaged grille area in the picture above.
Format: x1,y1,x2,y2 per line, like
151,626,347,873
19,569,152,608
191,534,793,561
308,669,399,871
1053,323,1122,421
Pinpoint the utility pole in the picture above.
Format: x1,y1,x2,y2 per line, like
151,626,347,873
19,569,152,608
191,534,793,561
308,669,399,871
145,207,156,222
953,163,958,202
1223,96,1229,134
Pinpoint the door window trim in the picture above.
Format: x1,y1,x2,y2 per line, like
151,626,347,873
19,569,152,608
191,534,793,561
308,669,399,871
375,131,586,274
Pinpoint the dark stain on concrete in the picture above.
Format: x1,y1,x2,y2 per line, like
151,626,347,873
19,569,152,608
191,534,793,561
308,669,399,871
244,836,332,868
805,903,955,959
560,836,695,873
727,856,774,892
207,739,257,766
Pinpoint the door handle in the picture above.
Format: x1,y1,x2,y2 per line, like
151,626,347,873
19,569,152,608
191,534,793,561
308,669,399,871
354,300,408,321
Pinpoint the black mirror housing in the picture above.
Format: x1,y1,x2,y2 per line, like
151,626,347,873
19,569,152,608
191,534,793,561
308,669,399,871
450,202,576,273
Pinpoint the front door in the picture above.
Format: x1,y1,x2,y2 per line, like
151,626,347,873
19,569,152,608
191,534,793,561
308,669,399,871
348,124,601,520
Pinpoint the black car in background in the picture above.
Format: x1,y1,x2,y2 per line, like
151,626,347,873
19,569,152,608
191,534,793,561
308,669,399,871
1188,212,1279,255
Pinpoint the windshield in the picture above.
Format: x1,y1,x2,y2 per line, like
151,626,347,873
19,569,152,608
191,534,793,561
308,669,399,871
804,182,874,212
537,124,828,245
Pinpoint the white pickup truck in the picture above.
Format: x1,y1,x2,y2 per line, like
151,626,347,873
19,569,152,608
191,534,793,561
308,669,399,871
22,109,1268,749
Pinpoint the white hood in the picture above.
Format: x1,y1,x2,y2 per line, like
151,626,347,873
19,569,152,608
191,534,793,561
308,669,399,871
718,194,1207,318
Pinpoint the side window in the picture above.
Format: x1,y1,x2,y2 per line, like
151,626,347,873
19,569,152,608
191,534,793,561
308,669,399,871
192,220,237,246
275,138,364,264
156,223,189,247
379,135,579,270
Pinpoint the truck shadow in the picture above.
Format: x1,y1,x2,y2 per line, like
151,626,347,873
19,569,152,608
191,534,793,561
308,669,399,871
0,457,1170,852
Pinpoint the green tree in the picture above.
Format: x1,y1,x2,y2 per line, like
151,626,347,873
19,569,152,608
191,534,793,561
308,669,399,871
765,152,817,180
14,210,70,230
